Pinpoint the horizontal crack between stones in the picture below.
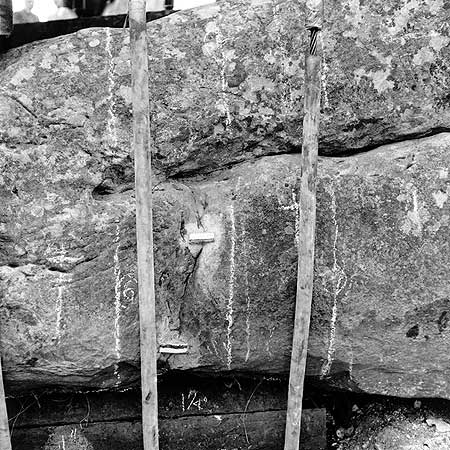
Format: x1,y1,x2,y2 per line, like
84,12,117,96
1,254,101,275
323,126,450,157
167,128,450,181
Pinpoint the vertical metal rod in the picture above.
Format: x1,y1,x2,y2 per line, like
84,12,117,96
284,1,323,449
0,357,12,450
0,0,12,36
129,1,159,449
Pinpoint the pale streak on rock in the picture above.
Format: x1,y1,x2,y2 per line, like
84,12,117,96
105,28,118,148
321,184,348,378
54,274,69,345
235,178,252,363
211,338,220,360
225,204,236,370
219,46,232,128
266,326,275,357
113,223,122,383
348,347,354,380
241,223,251,363
321,35,330,110
244,280,251,362
401,186,430,236
204,18,232,127
55,285,64,345
279,191,300,246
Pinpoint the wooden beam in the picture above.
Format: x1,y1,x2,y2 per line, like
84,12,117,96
284,1,323,450
0,357,12,450
10,410,326,450
0,0,12,36
7,379,326,449
129,0,159,449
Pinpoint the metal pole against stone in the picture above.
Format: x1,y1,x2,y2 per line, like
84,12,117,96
0,0,12,36
129,0,159,449
284,1,323,449
0,357,12,450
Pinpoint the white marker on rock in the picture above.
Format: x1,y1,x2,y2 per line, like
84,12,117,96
188,232,215,244
159,344,189,354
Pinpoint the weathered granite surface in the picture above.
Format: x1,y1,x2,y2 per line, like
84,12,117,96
0,0,449,176
0,0,449,396
0,130,448,396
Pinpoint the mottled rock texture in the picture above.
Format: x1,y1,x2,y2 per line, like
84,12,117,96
0,130,448,395
0,0,449,397
1,0,450,176
341,401,450,450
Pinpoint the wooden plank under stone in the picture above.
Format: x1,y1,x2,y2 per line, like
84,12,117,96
6,377,289,427
11,409,326,450
6,377,326,449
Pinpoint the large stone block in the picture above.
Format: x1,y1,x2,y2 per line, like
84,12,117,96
0,130,448,396
0,0,449,175
0,0,449,397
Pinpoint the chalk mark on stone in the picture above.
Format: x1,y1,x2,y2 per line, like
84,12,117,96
242,223,252,363
113,223,122,384
53,272,72,346
266,326,275,357
321,185,347,378
400,184,431,237
54,275,64,346
348,346,354,380
211,338,221,361
106,28,118,149
279,190,300,246
321,34,330,109
204,18,232,127
225,204,236,370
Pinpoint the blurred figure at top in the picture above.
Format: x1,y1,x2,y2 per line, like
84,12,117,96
48,0,78,21
13,0,39,24
103,0,165,16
